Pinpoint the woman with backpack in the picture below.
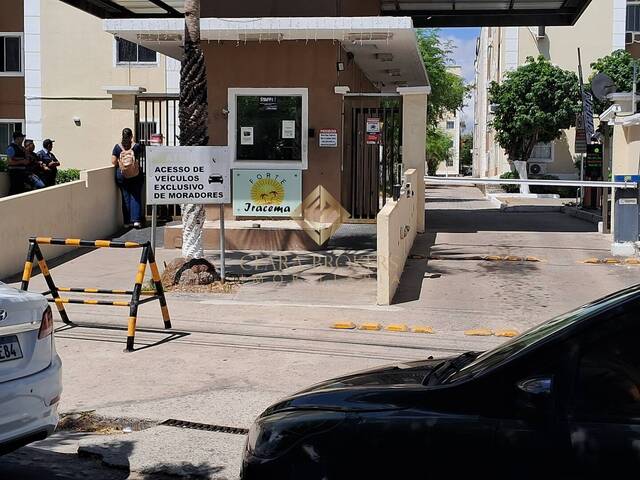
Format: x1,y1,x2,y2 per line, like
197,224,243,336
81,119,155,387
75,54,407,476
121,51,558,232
111,128,144,228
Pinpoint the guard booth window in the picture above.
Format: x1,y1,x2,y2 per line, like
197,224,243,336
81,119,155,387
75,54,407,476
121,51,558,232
236,95,303,162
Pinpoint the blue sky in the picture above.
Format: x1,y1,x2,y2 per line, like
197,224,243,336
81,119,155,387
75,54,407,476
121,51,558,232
439,27,480,131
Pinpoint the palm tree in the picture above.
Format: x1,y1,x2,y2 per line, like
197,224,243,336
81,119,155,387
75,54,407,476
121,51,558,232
179,0,208,259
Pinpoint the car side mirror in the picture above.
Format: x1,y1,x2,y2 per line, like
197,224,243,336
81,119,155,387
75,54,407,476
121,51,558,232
517,376,553,396
516,376,554,419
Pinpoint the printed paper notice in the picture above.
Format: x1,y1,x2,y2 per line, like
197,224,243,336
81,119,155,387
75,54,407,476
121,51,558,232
241,127,254,145
319,129,338,147
282,120,296,139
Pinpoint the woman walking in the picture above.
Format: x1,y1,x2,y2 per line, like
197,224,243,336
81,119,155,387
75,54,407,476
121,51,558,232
112,128,144,228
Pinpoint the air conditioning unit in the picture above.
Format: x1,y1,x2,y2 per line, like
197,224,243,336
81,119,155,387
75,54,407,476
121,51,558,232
528,163,547,176
625,32,640,45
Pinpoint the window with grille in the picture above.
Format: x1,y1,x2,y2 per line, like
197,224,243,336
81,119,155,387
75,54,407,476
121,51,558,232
628,2,640,32
0,121,23,152
0,35,22,73
446,121,455,129
116,38,157,64
529,142,553,163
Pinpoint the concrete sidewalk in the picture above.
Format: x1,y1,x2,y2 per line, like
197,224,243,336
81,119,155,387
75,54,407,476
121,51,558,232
4,185,640,478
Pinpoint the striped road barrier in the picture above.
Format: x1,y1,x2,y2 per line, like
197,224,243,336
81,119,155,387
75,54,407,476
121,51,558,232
20,237,171,352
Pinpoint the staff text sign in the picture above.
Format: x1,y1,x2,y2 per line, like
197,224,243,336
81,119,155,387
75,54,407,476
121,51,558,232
146,146,231,205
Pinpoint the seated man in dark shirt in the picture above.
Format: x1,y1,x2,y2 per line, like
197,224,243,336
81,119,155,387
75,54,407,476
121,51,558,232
37,138,60,187
6,131,44,194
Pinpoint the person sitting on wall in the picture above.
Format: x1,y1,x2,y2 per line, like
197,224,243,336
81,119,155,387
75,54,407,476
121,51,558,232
37,139,60,187
6,131,44,194
24,139,46,190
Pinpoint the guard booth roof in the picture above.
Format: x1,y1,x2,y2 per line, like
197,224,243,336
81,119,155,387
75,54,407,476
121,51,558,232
60,0,592,26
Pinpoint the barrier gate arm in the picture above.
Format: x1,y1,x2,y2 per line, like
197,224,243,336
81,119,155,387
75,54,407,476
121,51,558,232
20,237,171,352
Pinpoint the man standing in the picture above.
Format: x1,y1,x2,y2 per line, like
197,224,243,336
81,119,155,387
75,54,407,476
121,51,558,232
37,139,60,187
6,131,29,194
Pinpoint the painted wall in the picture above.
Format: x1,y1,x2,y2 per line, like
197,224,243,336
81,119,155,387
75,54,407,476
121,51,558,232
377,168,417,305
0,166,122,280
516,0,616,178
203,40,376,217
0,0,25,120
38,0,170,170
201,0,380,18
475,0,618,179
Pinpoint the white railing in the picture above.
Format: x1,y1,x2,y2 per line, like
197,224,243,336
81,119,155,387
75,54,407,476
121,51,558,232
424,176,637,189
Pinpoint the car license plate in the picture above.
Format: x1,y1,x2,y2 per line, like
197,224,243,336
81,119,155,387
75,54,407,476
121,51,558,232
0,336,23,362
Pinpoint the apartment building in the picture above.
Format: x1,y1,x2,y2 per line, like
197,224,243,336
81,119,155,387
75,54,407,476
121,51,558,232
436,66,462,176
473,0,626,179
0,0,179,170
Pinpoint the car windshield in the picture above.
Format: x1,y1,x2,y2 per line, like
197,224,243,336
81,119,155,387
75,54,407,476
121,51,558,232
444,286,640,384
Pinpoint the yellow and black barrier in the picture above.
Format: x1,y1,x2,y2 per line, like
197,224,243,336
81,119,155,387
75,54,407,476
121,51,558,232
20,237,171,352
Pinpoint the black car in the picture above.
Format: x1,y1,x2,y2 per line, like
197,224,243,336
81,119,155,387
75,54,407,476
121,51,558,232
242,286,640,479
209,175,224,184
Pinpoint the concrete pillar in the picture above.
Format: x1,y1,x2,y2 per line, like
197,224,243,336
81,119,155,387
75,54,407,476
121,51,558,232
398,86,430,233
104,86,147,137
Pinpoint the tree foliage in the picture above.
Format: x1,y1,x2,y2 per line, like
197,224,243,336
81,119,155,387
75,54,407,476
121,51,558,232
460,133,473,168
426,126,453,176
590,49,638,114
417,30,469,127
489,56,581,162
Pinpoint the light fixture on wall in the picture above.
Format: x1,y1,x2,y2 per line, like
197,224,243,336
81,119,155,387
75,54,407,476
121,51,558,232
222,107,230,117
73,116,81,126
336,61,345,72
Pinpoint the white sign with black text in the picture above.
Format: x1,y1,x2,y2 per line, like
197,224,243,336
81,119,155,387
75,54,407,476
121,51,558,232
146,146,231,205
319,129,338,147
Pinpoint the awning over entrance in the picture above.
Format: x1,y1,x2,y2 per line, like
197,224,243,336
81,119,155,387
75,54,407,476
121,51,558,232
62,0,591,26
105,17,429,92
381,0,593,27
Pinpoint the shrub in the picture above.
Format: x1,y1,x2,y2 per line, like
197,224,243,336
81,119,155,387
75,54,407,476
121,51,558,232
0,155,7,173
499,171,520,194
56,168,81,184
529,174,578,198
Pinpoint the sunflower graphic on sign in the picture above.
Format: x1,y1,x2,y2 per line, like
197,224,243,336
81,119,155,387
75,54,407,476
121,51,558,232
250,177,285,205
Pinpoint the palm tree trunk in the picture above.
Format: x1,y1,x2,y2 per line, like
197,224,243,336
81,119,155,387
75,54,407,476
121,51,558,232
180,0,208,259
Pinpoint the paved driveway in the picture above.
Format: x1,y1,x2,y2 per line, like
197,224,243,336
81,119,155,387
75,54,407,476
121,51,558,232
2,184,638,478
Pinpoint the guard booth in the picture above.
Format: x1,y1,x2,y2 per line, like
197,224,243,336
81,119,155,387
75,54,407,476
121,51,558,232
62,0,593,250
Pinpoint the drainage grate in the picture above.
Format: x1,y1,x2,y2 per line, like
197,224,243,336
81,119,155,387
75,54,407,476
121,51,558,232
160,419,249,435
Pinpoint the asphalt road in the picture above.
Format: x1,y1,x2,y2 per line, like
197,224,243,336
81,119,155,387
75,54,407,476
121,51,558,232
3,185,638,479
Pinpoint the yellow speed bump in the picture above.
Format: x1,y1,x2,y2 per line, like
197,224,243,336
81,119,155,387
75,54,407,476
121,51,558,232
525,256,541,262
583,257,600,264
625,258,640,265
332,322,356,330
413,326,435,334
465,328,493,337
604,258,621,264
386,324,409,333
495,330,519,338
484,255,502,261
359,323,382,331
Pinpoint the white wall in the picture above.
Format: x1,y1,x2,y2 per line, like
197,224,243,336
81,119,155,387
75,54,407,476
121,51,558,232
0,166,122,279
377,169,418,305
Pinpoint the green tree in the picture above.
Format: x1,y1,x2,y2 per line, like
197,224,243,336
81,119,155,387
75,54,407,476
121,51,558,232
590,49,638,113
489,56,581,163
426,127,453,176
460,133,473,169
417,30,469,127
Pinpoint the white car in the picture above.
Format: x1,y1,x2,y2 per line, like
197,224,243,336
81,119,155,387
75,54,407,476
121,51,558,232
0,282,62,454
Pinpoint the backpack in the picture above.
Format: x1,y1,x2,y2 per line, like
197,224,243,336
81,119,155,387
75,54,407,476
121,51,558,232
118,144,140,179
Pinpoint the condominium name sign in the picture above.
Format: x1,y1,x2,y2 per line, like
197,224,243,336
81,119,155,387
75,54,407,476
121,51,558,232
146,146,231,205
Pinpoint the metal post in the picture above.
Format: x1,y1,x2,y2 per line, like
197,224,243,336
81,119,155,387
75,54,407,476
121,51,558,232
602,126,611,233
219,204,226,283
151,204,158,251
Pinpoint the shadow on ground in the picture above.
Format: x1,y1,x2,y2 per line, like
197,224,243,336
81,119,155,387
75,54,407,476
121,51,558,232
427,208,598,234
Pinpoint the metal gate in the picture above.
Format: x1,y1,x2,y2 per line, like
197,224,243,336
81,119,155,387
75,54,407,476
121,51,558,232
343,96,402,221
135,94,180,219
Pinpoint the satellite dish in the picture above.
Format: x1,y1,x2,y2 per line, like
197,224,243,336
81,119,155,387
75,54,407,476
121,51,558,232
591,73,617,101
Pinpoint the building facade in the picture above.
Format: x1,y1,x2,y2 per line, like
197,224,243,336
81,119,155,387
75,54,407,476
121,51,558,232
473,0,626,179
436,66,462,176
0,0,178,170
